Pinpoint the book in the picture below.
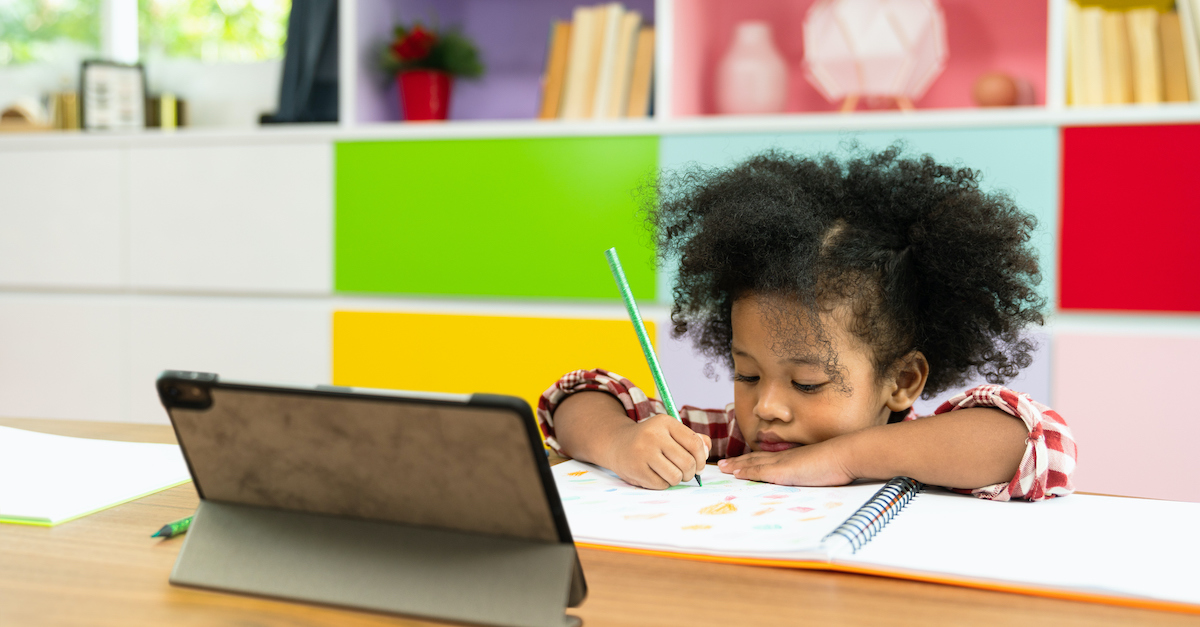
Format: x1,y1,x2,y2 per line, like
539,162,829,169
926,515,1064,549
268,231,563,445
1077,6,1107,105
1066,0,1083,106
602,10,643,119
1160,10,1191,102
553,459,1200,614
538,21,572,120
560,5,598,119
0,426,192,526
1182,0,1200,100
1101,10,1133,104
1127,7,1163,103
590,3,625,119
624,26,655,118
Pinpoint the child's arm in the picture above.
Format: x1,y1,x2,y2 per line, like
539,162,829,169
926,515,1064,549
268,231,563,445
721,386,1076,501
537,369,722,490
554,392,709,489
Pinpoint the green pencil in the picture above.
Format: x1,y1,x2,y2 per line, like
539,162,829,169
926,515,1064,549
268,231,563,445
152,515,193,538
605,247,704,487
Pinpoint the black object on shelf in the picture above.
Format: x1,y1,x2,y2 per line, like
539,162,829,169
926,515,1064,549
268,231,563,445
261,0,338,124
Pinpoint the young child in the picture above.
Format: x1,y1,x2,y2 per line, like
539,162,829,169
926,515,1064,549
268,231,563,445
537,146,1076,502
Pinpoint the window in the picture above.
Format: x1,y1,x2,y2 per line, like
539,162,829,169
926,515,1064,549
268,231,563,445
0,0,100,65
139,0,290,62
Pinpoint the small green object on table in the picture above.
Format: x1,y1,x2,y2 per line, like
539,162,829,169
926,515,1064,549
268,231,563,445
152,515,193,539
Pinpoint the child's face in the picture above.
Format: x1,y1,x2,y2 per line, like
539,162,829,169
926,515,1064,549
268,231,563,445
730,295,895,452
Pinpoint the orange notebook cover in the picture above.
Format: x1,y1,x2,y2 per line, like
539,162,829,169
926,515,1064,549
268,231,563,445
554,460,1200,615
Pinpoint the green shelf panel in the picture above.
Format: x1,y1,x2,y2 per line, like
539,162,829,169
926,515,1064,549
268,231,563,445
335,136,658,300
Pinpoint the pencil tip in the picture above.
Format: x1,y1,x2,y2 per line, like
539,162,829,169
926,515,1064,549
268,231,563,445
695,476,703,487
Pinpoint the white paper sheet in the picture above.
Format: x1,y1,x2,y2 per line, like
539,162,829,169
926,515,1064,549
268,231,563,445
850,490,1200,606
0,426,192,525
552,459,886,557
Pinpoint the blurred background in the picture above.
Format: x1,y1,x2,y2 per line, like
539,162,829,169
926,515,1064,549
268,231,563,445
0,0,1197,503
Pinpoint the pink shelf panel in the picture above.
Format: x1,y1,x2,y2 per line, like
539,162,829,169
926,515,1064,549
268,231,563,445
670,0,1048,117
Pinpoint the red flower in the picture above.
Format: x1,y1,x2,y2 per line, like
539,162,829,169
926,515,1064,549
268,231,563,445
392,26,437,61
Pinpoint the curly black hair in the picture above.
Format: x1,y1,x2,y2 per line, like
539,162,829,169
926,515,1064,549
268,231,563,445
649,144,1046,398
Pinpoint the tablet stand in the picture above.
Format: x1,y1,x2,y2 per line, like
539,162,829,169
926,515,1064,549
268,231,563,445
171,500,583,627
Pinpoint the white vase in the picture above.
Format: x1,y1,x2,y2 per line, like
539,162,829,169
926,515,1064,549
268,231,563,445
715,22,788,115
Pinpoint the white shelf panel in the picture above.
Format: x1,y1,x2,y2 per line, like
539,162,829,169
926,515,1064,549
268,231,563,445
7,103,1200,151
127,142,333,295
0,147,126,289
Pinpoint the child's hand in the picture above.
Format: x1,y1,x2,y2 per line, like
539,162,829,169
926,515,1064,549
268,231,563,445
605,414,711,490
717,437,856,486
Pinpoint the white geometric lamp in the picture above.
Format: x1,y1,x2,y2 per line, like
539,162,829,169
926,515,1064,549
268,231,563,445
802,0,948,111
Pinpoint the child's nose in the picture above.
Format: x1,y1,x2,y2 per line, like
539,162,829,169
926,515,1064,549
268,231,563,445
754,382,793,423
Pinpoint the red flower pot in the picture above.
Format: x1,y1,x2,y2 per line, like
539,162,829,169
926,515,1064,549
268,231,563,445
397,70,452,121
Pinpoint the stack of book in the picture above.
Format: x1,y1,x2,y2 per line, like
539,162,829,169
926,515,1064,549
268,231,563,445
1067,0,1200,105
538,2,655,120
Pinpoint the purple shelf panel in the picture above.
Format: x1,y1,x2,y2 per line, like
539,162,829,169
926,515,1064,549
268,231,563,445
357,0,656,122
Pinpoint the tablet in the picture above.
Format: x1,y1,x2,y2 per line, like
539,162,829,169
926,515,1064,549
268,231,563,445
158,370,586,623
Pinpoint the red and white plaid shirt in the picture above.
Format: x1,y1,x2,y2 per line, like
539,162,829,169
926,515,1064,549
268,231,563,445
537,369,1076,502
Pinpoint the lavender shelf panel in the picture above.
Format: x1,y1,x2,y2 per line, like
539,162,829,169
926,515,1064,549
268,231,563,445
357,0,655,122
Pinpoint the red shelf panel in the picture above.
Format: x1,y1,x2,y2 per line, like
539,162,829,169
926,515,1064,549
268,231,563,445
1061,124,1200,312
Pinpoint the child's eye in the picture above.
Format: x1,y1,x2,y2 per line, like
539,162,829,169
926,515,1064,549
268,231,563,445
792,382,825,393
733,373,759,384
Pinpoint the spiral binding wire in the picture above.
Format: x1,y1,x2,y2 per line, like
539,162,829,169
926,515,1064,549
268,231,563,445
821,477,923,554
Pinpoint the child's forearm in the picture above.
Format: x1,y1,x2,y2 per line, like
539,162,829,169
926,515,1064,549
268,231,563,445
843,408,1028,489
551,391,634,467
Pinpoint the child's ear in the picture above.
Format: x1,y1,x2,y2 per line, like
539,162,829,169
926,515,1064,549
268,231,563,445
885,351,929,413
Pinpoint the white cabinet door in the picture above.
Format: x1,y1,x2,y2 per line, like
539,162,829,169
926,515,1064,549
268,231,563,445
126,296,332,423
128,142,332,294
0,294,126,422
0,149,124,288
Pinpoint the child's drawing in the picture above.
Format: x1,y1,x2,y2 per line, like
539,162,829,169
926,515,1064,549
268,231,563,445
699,502,737,515
552,460,888,555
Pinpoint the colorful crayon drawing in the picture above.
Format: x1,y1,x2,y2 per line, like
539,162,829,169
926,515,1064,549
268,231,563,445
698,502,738,515
567,471,588,477
724,495,737,501
825,501,843,508
753,524,782,530
752,508,774,516
789,506,815,513
798,516,825,522
761,501,783,505
763,494,790,499
624,513,667,520
682,524,712,530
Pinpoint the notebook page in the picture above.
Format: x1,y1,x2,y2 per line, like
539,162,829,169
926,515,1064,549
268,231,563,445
846,490,1200,606
0,426,192,525
553,459,886,557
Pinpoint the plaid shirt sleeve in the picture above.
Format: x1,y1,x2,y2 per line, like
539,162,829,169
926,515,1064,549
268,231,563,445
923,384,1077,502
536,368,749,461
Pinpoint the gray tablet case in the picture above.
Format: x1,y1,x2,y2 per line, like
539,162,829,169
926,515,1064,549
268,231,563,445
158,371,585,627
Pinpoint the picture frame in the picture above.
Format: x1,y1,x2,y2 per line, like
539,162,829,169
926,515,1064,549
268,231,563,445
80,60,146,131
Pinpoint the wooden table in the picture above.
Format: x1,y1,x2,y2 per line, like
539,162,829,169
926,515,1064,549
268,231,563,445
1,417,1195,627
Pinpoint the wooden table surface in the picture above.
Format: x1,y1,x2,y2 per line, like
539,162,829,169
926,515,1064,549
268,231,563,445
1,417,1196,627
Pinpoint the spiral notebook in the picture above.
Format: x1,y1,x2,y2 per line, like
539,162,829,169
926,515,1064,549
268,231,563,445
552,460,1200,614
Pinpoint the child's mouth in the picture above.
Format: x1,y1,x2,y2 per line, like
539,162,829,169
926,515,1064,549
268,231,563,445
756,431,802,452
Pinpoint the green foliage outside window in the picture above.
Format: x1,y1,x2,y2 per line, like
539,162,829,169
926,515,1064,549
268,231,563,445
0,0,100,65
139,0,290,62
